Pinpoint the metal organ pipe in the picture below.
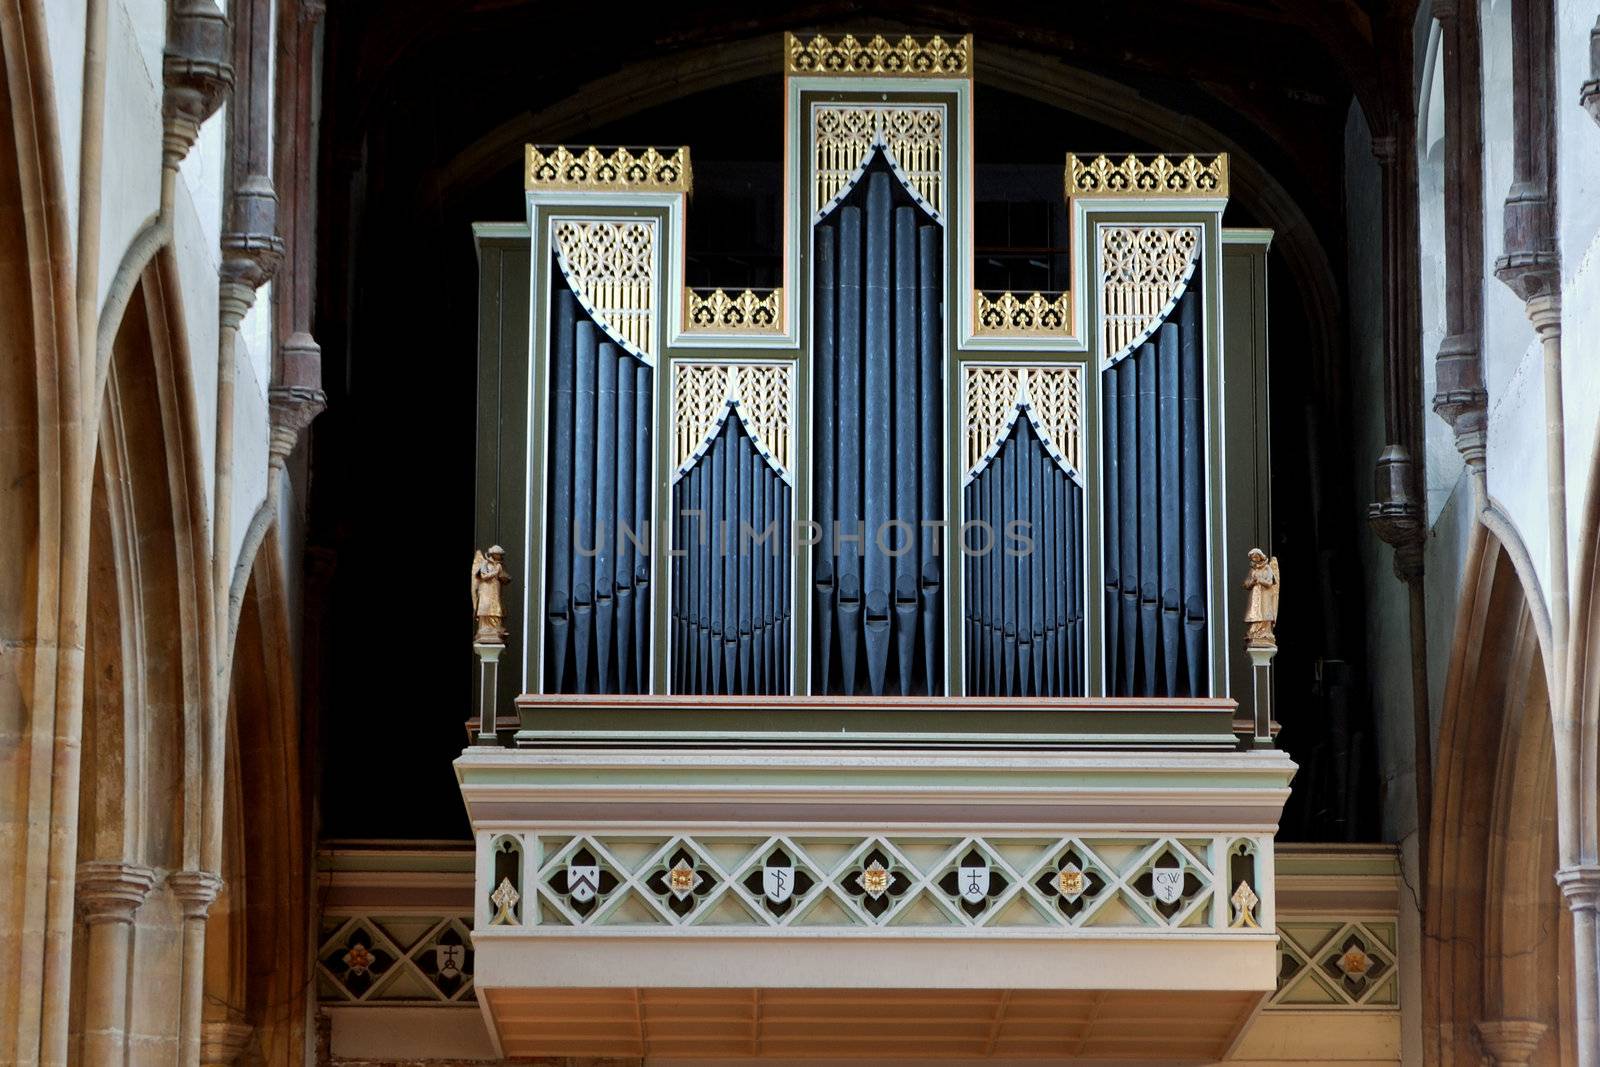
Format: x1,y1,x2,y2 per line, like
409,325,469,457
543,277,653,693
964,416,1086,697
812,153,945,696
669,411,791,694
1100,284,1209,697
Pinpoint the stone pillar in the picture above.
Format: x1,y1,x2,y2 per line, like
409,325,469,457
199,1020,253,1067
169,871,223,1067
76,862,157,1067
1475,1018,1547,1065
162,0,232,169
1557,864,1600,1061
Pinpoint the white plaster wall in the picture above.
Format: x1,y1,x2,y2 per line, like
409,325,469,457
1346,105,1420,845
230,344,271,579
43,0,86,242
172,168,223,519
240,281,275,391
1558,1,1600,573
95,0,163,316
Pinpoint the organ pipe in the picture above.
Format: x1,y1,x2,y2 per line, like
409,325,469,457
1101,284,1209,697
543,281,653,693
670,411,792,694
812,154,945,696
963,416,1086,696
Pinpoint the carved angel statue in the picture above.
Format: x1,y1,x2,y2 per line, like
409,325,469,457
471,545,512,643
1243,548,1280,648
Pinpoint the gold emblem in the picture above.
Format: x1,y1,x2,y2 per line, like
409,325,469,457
1229,880,1260,928
1337,946,1373,978
1058,867,1085,898
859,861,891,896
489,877,521,926
668,862,696,895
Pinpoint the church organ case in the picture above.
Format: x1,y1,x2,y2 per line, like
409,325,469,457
470,38,1262,706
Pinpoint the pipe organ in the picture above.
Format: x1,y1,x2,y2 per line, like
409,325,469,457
477,34,1253,708
464,33,1285,1063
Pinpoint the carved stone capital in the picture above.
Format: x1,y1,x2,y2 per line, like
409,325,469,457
1432,332,1487,469
300,0,327,25
168,870,224,920
1525,293,1562,342
1555,863,1600,913
222,174,285,291
200,1020,254,1067
162,0,232,167
1369,135,1397,164
269,383,327,464
1367,445,1425,580
218,279,258,333
1474,1019,1547,1065
76,861,158,924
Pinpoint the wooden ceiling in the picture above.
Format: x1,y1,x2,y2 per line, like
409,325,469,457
484,986,1264,1061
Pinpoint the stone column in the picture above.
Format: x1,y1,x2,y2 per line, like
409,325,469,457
1475,1018,1547,1065
1557,863,1600,1060
76,862,157,1067
199,1020,253,1067
169,871,223,1067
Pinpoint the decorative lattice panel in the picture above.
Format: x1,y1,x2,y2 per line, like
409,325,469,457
553,219,656,361
317,914,475,1003
673,363,792,478
684,287,783,333
1099,225,1200,366
975,291,1072,337
1271,921,1399,1009
814,106,944,218
479,832,1269,933
965,365,1082,477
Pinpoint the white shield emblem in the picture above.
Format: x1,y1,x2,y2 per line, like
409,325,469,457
762,865,795,904
567,863,600,903
1151,868,1184,904
435,943,464,980
958,864,991,903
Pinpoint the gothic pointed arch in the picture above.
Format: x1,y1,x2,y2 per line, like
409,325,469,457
204,545,311,1067
1426,528,1573,1065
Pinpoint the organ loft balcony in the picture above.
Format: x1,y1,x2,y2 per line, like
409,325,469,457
456,32,1299,1063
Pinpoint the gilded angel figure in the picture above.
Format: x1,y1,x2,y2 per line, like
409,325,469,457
471,545,511,643
1243,548,1280,648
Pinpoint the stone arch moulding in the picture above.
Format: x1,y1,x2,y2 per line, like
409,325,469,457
1426,524,1573,1065
207,547,310,1067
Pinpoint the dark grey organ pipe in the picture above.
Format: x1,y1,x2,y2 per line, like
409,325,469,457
547,292,576,691
669,413,791,694
813,154,943,696
1098,283,1209,697
615,361,636,694
962,416,1087,696
1179,290,1206,692
544,287,651,695
862,172,893,697
834,203,863,696
813,223,836,691
594,343,617,693
917,224,942,697
571,321,597,692
1157,321,1181,696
